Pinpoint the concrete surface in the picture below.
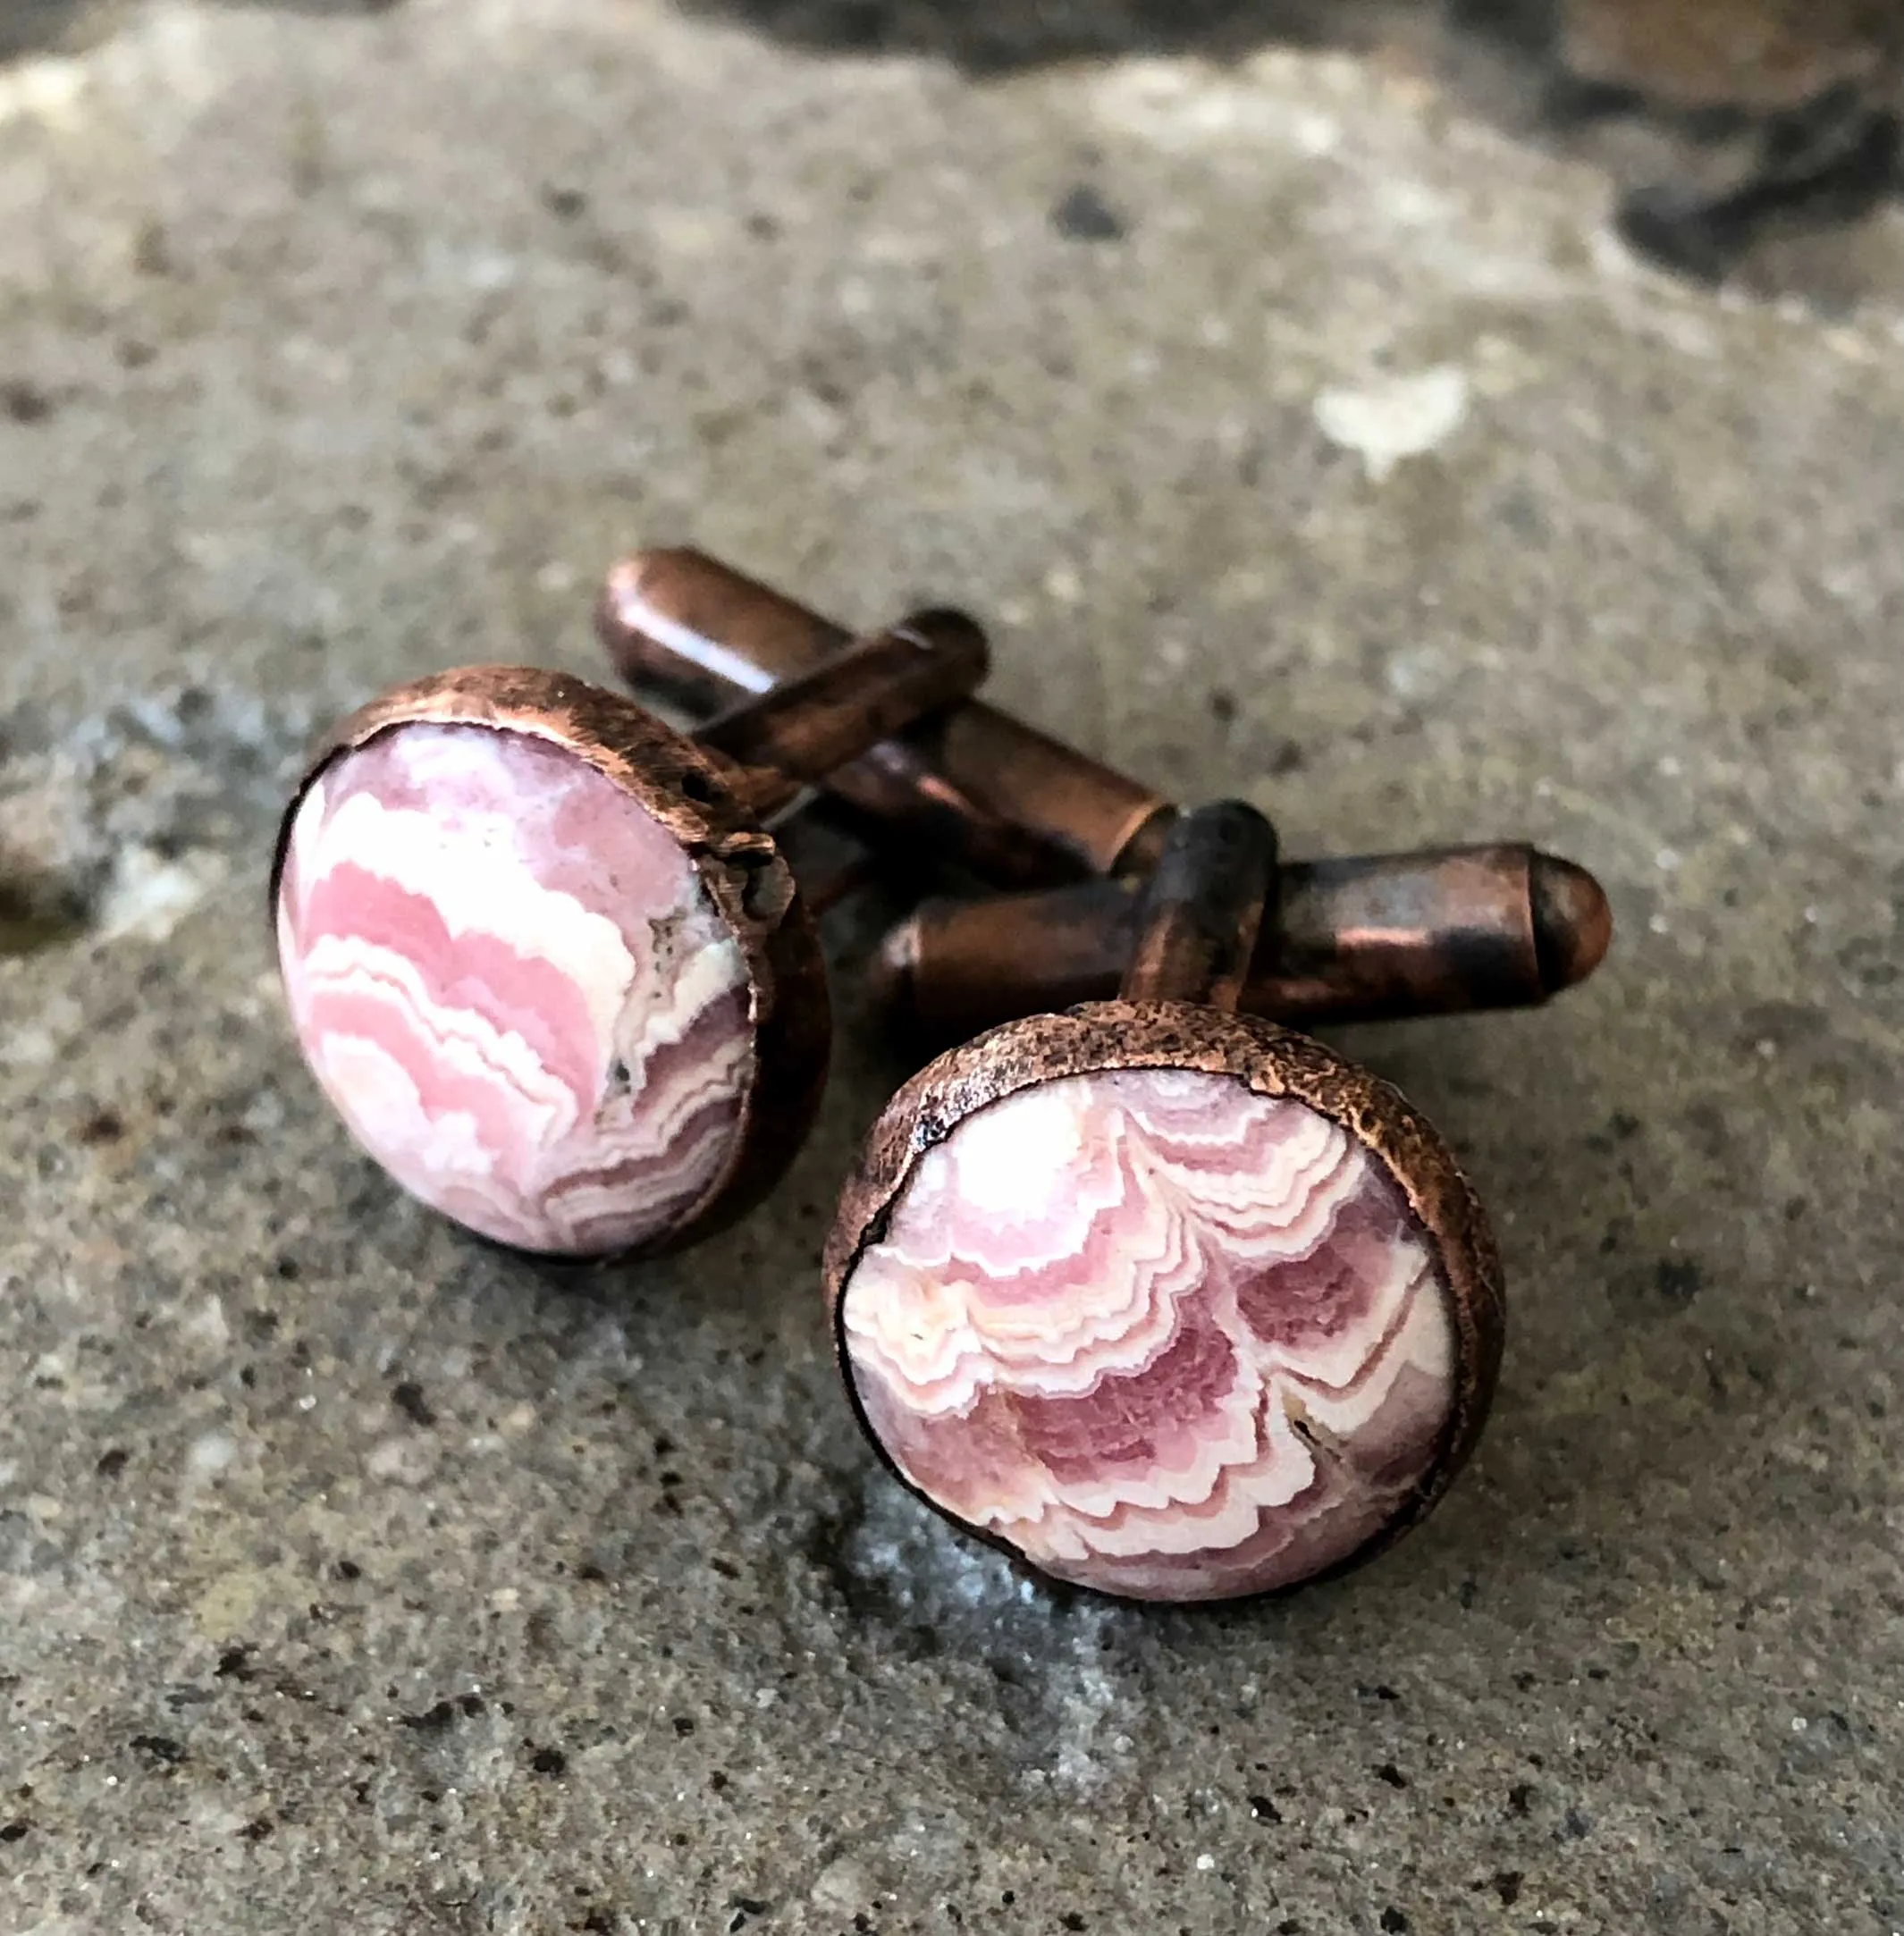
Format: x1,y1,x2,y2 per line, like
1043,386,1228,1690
3,3,1903,1932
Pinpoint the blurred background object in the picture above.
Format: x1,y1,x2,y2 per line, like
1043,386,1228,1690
1536,0,1904,279
2,0,399,63
641,0,1904,286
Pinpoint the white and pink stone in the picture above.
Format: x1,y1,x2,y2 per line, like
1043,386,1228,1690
275,720,754,1255
839,1067,1460,1600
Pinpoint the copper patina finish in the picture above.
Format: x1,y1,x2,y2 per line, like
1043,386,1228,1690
825,804,1504,1601
876,843,1614,1044
697,610,989,815
1118,797,1279,1008
598,548,1175,885
594,548,1613,1030
274,626,987,1258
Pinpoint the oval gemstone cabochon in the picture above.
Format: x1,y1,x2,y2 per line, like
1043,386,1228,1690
276,720,754,1255
840,1067,1460,1600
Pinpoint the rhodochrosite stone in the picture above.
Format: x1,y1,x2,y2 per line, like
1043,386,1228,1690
839,1067,1460,1600
276,720,754,1254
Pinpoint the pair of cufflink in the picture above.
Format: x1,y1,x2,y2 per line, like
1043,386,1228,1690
273,549,1612,1605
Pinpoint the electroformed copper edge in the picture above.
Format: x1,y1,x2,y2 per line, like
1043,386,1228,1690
823,1001,1504,1605
269,665,832,1262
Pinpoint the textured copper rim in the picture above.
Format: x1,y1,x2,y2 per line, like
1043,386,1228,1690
269,665,832,1260
824,1001,1504,1604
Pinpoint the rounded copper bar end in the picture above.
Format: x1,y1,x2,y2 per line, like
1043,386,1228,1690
1111,802,1180,880
1529,853,1613,995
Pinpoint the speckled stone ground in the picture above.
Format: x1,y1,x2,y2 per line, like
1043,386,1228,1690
3,4,1903,1933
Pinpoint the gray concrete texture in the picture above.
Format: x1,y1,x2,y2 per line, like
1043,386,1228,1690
2,2,1902,1932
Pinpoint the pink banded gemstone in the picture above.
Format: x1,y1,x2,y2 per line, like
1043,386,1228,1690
275,721,754,1255
839,1066,1461,1601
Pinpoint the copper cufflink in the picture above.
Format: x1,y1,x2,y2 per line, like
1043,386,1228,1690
272,549,1611,1603
273,611,986,1255
829,800,1502,1602
600,551,1613,1043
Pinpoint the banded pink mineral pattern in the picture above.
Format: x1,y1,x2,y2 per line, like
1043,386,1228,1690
276,721,754,1254
841,1068,1459,1599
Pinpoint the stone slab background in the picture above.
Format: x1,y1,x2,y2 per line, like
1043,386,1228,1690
1,3,1901,1932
